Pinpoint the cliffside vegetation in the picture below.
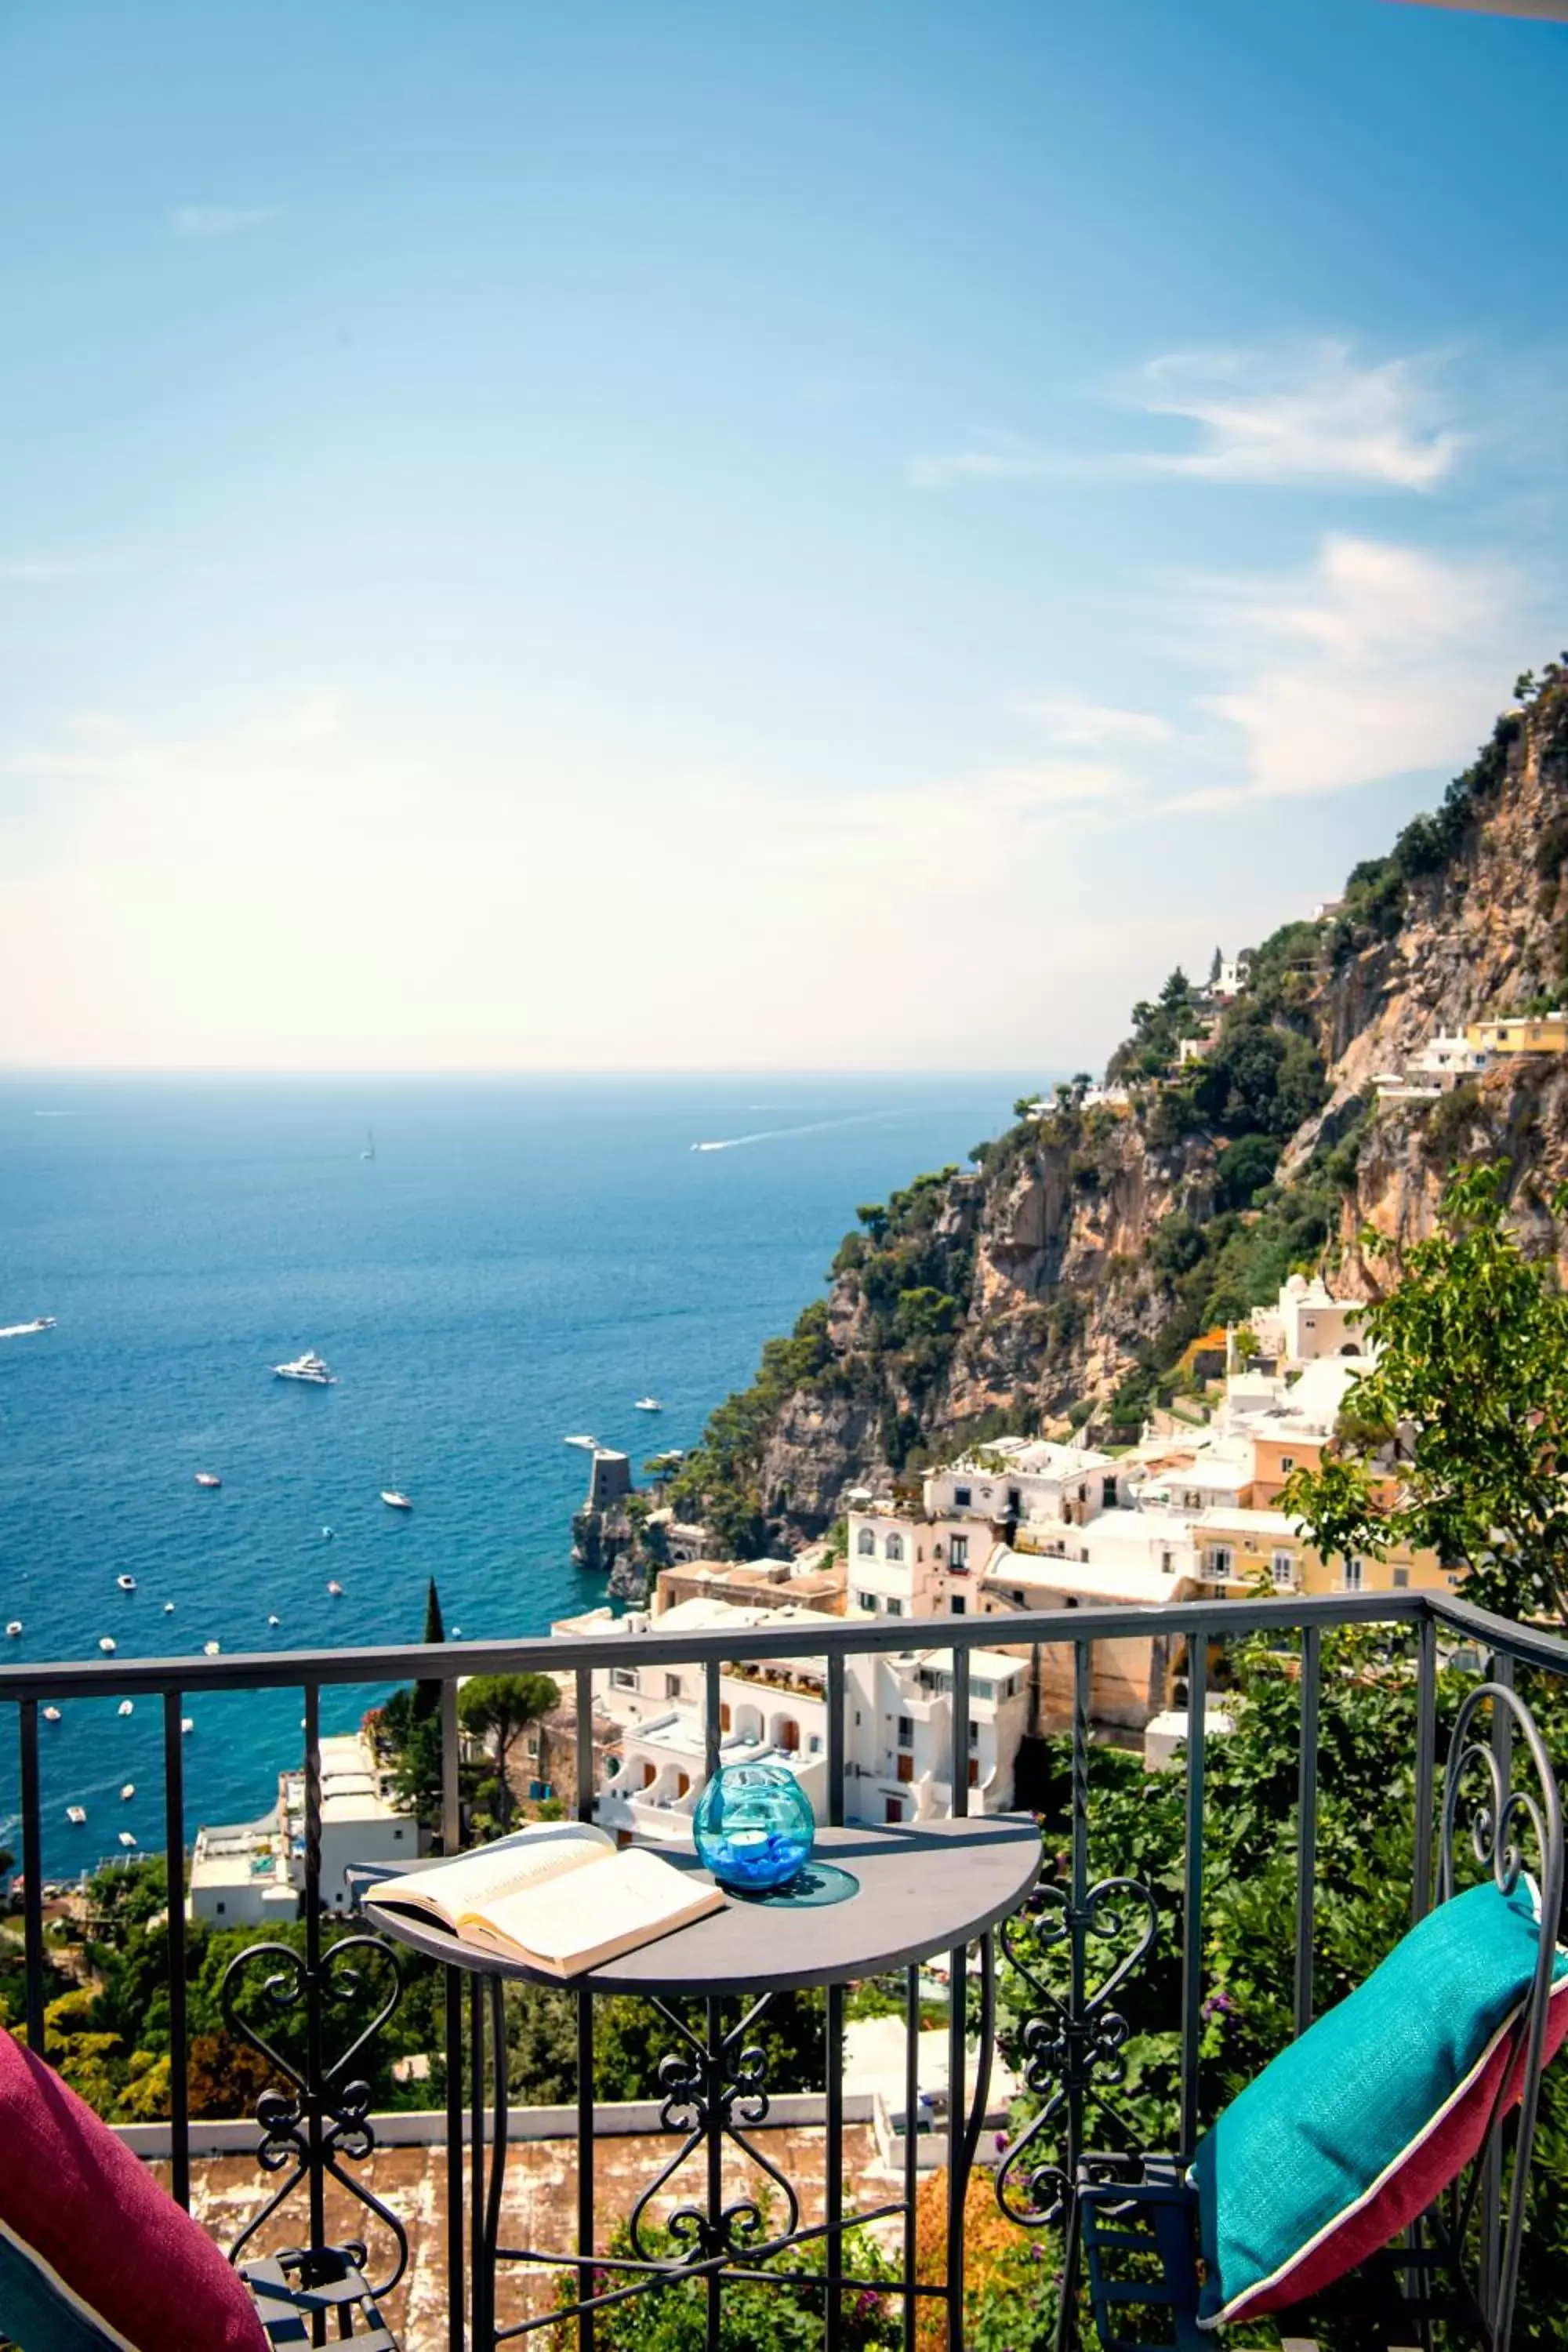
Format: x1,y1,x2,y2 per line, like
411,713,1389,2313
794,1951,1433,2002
664,663,1568,1560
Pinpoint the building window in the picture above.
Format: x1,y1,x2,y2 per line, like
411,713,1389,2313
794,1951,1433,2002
664,1673,683,1700
884,1798,904,1824
967,1757,981,1787
1392,1566,1410,1589
1279,1455,1295,1475
1007,1488,1021,1515
720,1701,731,1733
216,1900,226,1915
1271,1552,1294,1590
951,1595,967,1615
856,1591,877,1613
897,1716,913,1746
1208,1546,1234,1578
1345,1557,1364,1593
896,1752,914,1784
954,1485,971,1508
526,1732,539,1757
949,1534,969,1571
886,1532,905,1563
968,1722,979,1747
1013,1588,1025,1605
808,1733,822,1753
858,1527,877,1556
611,1666,637,1691
887,1597,904,1618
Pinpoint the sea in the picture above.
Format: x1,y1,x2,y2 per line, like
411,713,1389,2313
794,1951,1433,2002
0,1074,1035,1879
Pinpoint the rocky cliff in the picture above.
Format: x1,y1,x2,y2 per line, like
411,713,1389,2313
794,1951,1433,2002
666,666,1568,1559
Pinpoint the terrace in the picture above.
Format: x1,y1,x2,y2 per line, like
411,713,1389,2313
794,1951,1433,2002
2,1584,1564,2351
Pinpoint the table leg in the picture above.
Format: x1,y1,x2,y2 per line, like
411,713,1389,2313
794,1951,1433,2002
470,1975,488,2350
485,1976,511,2343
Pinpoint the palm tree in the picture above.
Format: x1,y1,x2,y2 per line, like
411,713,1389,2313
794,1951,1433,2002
457,1673,560,1828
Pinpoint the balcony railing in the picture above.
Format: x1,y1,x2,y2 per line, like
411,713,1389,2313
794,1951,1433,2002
2,1586,1565,2351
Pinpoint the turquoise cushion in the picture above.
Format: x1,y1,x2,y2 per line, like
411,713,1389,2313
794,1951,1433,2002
1191,1879,1566,2325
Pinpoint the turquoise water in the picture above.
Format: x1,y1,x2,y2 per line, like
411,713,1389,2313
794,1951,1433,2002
0,1074,1029,1876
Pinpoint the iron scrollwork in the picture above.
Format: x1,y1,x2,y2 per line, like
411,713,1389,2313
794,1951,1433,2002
221,1931,409,2294
627,1993,801,2264
995,1874,1158,2229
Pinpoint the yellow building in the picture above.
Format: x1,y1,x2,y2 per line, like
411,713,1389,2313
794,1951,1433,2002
1465,1013,1568,1054
1195,1505,1454,1599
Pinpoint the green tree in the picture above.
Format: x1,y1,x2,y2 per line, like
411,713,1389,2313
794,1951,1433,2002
1284,1160,1568,1621
415,1576,447,1720
459,1674,561,1828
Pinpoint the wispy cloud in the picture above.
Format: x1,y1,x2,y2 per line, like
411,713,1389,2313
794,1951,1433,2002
1007,692,1173,751
913,339,1463,492
171,205,278,240
2,556,118,584
1176,534,1525,805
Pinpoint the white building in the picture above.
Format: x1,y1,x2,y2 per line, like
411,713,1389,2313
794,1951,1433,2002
1253,1274,1368,1367
189,1728,417,1924
554,1595,1029,1834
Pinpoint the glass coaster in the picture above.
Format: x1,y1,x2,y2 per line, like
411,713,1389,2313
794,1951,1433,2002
730,1860,860,1907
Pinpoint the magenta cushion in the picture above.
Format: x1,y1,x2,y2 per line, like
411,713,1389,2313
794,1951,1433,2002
0,2027,267,2352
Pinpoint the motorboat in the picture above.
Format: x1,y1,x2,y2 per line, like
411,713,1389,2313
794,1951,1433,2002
43,1705,61,1723
194,1472,221,1490
381,1489,413,1511
267,1613,281,1628
634,1396,662,1412
326,1580,343,1597
5,1621,21,1639
0,1316,56,1339
163,1601,176,1613
563,1434,598,1451
117,1574,136,1592
99,1636,116,1654
117,1700,134,1717
180,1716,194,1735
273,1351,336,1385
66,1806,86,1826
118,1831,137,1849
120,1783,136,1800
361,1127,376,1161
203,1640,220,1656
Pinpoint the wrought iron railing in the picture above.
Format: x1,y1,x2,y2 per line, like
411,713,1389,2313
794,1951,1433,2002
3,1587,1566,2350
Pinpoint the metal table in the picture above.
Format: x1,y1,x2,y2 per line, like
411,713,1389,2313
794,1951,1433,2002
368,1818,1040,2348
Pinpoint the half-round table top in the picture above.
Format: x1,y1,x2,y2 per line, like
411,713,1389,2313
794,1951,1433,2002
366,1817,1040,1996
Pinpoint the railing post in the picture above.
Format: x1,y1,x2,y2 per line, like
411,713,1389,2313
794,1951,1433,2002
1294,1627,1319,2040
162,1689,190,2209
19,1698,44,2056
442,1677,466,2352
946,1645,971,2352
575,1665,596,2352
1179,1631,1208,2161
302,1683,326,2270
1412,1610,1438,1926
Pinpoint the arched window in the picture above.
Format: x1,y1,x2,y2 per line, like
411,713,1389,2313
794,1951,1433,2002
885,1532,904,1563
773,1716,800,1754
858,1527,877,1556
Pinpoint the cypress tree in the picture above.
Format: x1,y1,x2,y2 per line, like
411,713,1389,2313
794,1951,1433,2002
413,1577,446,1719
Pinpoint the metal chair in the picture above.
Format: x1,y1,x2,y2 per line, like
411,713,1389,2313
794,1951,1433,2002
1077,1682,1564,2351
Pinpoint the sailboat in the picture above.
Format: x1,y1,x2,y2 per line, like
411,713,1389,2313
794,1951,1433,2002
381,1435,412,1510
361,1128,376,1161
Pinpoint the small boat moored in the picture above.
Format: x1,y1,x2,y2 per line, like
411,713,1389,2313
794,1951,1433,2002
180,1716,194,1735
99,1636,116,1654
634,1396,662,1412
203,1640,220,1657
5,1621,21,1639
116,1574,136,1592
163,1601,176,1613
267,1613,281,1628
43,1705,61,1723
194,1471,222,1490
326,1580,343,1597
563,1433,598,1451
66,1805,86,1826
117,1700,134,1717
121,1783,136,1800
381,1489,413,1511
118,1831,137,1849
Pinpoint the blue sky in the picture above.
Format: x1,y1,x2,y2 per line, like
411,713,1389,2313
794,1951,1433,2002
1,0,1564,1070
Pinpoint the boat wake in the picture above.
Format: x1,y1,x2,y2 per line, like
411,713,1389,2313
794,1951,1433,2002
691,1110,904,1153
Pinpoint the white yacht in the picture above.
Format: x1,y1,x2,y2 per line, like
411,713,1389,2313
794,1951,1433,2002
1,1316,56,1339
43,1705,61,1723
121,1784,136,1801
381,1489,413,1511
563,1433,598,1451
194,1472,222,1490
118,1831,137,1849
634,1396,662,1413
99,1636,116,1654
273,1351,336,1386
66,1806,86,1826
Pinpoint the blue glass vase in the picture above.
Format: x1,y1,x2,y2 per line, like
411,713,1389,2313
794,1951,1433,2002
692,1761,815,1894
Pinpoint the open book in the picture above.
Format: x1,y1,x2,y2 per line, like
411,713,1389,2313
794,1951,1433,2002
372,1824,725,1977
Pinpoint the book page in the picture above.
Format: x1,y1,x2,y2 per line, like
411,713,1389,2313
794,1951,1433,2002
378,1823,615,1928
460,1846,719,1967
